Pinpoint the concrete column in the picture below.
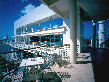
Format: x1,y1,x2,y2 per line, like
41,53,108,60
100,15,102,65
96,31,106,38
32,28,34,32
33,43,35,48
26,36,30,44
54,35,55,42
77,5,84,54
15,36,18,43
29,37,30,44
25,36,27,44
24,27,26,33
26,27,27,33
98,21,106,48
40,36,41,42
96,39,98,48
69,0,77,64
24,36,26,44
21,36,23,42
91,39,93,47
21,28,22,34
27,36,28,44
92,21,96,48
15,37,16,43
80,22,84,52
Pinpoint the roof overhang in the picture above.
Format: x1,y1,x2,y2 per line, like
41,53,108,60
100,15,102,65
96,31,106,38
40,0,109,21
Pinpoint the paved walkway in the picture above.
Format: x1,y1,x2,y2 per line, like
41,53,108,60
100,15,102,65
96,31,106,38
44,53,95,82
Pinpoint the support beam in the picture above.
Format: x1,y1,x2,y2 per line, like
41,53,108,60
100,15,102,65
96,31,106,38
24,36,26,44
69,0,77,64
77,5,84,54
40,36,41,42
92,21,96,48
27,37,30,44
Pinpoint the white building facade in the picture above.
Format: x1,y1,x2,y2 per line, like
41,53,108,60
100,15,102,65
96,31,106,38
98,21,106,48
14,3,84,64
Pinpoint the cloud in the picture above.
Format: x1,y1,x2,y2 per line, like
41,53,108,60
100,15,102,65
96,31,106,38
20,4,36,15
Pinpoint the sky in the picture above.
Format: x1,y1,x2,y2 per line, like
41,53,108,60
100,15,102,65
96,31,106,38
0,0,109,40
0,0,42,40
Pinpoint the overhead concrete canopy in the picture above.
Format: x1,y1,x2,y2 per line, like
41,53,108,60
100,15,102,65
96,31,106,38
40,0,109,21
41,0,69,18
78,0,109,21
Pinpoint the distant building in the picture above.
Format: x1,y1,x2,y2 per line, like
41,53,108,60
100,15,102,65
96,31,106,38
14,4,84,54
14,4,64,47
91,21,107,48
98,21,106,48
